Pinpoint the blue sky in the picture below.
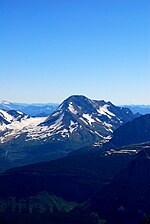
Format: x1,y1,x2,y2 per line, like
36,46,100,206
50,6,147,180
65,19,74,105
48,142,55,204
0,0,149,104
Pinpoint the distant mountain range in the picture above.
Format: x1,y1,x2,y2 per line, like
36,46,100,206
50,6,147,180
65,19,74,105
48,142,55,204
1,100,150,117
0,100,59,116
0,95,139,171
122,104,150,115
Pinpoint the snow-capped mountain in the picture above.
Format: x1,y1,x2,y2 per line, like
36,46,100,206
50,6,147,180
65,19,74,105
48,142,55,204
0,95,138,147
0,95,139,170
39,95,139,146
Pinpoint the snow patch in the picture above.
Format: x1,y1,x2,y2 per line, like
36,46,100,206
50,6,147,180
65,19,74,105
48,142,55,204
68,102,78,114
0,116,46,143
0,110,13,123
103,122,113,132
17,111,24,115
69,120,78,133
97,105,115,119
94,131,104,138
82,114,95,125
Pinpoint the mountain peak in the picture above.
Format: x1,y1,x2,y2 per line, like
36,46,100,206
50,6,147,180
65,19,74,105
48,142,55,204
40,95,138,149
65,95,89,100
0,100,11,105
62,95,93,107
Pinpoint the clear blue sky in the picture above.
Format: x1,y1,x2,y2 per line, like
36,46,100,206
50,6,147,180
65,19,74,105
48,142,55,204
0,0,149,104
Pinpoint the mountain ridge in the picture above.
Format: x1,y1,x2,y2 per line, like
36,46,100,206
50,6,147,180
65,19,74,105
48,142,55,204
0,100,59,117
102,114,150,150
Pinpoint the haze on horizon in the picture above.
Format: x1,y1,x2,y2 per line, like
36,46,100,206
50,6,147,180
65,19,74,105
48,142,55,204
0,0,149,105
